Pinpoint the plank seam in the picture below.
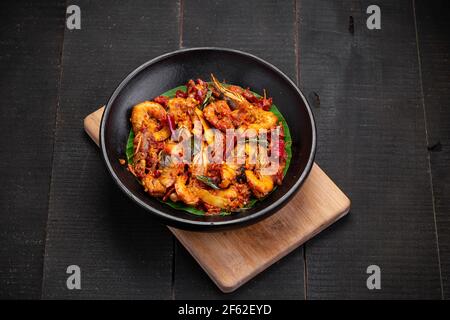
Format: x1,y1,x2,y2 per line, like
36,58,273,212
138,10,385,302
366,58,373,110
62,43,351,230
40,0,68,300
294,0,300,85
412,0,444,300
178,0,184,48
295,0,307,300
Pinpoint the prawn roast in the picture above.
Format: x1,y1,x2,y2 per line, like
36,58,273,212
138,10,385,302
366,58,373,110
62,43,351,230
123,74,291,215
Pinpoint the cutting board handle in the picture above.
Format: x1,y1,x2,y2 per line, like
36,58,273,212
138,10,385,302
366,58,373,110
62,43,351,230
83,106,104,146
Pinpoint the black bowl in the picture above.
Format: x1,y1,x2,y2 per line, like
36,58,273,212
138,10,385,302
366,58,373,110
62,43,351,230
100,47,316,230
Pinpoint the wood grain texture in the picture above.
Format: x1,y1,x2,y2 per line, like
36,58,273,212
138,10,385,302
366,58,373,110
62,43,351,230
84,103,350,294
174,0,308,299
415,0,450,299
42,0,180,299
0,1,65,299
298,0,442,298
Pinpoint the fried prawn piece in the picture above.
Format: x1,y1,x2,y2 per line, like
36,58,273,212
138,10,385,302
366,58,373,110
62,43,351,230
195,183,249,211
226,84,273,111
219,163,237,189
230,104,278,130
131,130,163,177
142,165,181,197
131,101,170,141
210,74,278,130
245,170,275,198
175,174,199,206
167,97,198,130
203,100,235,132
246,107,278,131
195,188,232,209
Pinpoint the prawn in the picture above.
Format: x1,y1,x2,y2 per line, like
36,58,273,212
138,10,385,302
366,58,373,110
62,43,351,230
245,170,274,198
132,130,163,176
131,101,170,141
229,103,278,130
203,100,235,132
195,183,250,211
243,107,278,131
175,174,199,206
211,74,278,130
167,97,198,130
142,165,180,197
195,186,236,210
219,163,237,188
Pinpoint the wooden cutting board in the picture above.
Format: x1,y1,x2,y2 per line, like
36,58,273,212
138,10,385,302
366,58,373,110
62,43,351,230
84,107,350,292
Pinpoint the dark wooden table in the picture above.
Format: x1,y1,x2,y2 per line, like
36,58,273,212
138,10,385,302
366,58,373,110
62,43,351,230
1,0,449,299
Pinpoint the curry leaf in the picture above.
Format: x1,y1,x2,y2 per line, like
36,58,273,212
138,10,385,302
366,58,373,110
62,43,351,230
196,175,220,190
126,129,135,164
200,89,212,110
